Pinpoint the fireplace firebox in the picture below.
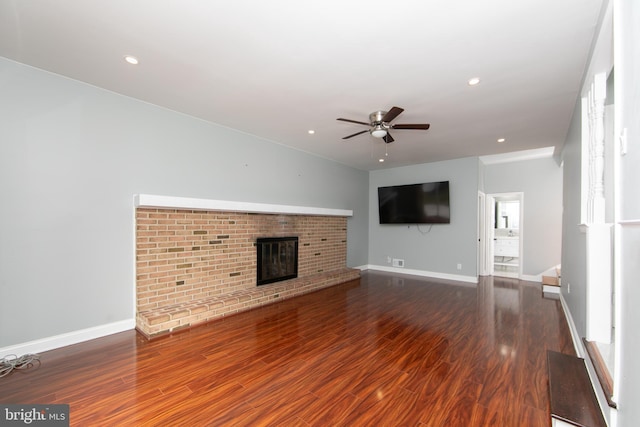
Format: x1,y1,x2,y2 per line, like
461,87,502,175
256,237,298,286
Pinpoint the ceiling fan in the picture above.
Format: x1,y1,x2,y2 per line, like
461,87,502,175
337,106,430,143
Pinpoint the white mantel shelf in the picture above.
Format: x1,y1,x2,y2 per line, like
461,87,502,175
134,194,353,217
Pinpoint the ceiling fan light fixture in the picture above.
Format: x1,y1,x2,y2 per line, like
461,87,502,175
370,125,387,138
124,55,139,65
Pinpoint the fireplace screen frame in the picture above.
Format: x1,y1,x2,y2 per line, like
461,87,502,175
256,236,299,286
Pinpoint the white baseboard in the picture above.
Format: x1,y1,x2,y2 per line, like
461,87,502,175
0,319,135,357
558,292,584,358
522,264,562,283
552,418,580,427
543,284,561,294
360,264,478,284
521,273,543,282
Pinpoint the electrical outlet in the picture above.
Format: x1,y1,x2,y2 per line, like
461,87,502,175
387,256,392,263
392,258,404,268
456,263,462,270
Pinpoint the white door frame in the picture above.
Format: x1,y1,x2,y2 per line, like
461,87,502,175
485,192,524,278
477,191,491,276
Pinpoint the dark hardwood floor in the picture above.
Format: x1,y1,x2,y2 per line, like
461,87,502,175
0,271,575,426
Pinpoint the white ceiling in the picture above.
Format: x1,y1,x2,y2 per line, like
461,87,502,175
0,0,603,170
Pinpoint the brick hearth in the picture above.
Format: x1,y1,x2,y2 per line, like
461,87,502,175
136,208,359,338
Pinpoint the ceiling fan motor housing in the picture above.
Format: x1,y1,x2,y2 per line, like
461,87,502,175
369,111,388,125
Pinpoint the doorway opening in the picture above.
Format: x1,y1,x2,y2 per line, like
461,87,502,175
479,193,524,279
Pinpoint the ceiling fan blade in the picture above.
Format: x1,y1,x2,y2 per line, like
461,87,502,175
383,133,394,144
382,107,404,123
391,123,431,130
337,118,370,126
342,130,369,140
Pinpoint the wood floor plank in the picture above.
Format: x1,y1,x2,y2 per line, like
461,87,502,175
296,391,361,425
0,271,575,425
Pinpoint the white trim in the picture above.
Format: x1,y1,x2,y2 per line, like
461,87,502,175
585,224,613,343
543,284,561,294
478,191,491,276
521,273,543,282
553,419,580,427
0,319,135,357
559,292,585,358
479,147,555,165
135,194,353,217
132,195,138,320
522,264,562,284
618,219,640,226
363,264,478,284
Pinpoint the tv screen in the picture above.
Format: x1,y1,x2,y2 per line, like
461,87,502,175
378,181,450,224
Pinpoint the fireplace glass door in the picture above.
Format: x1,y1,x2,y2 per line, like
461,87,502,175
256,237,298,286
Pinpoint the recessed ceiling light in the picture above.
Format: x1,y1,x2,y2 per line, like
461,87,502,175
468,77,481,86
379,158,385,163
497,138,506,143
124,55,139,65
307,130,315,135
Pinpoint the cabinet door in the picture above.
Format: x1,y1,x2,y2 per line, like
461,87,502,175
495,239,518,257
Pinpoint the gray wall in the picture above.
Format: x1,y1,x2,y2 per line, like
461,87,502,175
559,98,588,337
483,157,563,276
0,57,369,347
368,157,479,277
478,159,486,193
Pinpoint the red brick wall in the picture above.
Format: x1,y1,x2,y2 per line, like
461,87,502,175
136,209,349,315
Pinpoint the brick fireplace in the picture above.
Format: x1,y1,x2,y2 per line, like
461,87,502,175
135,196,360,338
256,236,299,286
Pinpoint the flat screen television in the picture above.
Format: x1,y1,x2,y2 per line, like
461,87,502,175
378,181,450,224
